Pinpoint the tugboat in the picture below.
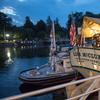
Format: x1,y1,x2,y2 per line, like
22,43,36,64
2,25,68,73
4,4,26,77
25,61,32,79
19,21,82,86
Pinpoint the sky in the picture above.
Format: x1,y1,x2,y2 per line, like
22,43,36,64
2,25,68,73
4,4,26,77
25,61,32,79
0,0,100,27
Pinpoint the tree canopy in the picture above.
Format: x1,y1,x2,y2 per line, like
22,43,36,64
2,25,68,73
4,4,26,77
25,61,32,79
0,11,100,41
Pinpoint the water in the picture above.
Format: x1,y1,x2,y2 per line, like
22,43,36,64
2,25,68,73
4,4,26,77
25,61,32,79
0,47,66,100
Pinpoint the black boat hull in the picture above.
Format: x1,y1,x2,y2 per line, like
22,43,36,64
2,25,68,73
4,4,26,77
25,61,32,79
19,69,83,86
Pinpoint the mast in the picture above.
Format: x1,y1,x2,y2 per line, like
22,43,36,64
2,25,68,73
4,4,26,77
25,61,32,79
49,21,56,70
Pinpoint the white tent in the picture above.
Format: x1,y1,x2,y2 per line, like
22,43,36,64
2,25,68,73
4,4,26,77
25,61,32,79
81,17,100,38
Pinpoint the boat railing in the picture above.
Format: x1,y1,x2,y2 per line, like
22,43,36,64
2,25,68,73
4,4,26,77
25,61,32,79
2,75,100,100
36,63,49,70
36,59,63,70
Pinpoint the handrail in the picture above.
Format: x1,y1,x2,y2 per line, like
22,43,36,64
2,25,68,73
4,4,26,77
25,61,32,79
66,87,100,100
2,75,100,100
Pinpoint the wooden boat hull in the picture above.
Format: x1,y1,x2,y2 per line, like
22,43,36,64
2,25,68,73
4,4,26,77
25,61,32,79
70,47,100,77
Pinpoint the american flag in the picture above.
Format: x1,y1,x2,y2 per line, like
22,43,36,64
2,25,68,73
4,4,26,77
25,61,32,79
70,20,76,46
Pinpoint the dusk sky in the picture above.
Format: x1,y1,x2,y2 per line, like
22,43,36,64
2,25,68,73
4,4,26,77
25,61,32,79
0,0,99,27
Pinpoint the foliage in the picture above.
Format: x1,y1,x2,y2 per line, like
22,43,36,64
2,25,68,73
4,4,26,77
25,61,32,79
0,12,12,33
0,11,100,41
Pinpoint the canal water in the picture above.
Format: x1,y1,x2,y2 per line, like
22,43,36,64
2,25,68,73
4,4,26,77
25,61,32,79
0,47,66,100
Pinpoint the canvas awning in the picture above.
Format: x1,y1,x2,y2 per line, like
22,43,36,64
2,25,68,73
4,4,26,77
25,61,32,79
81,17,100,38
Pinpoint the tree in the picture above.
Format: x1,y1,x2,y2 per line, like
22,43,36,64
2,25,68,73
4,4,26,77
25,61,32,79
46,16,52,36
36,20,47,31
23,16,34,29
54,18,61,32
35,20,47,39
46,16,52,26
54,18,67,39
0,12,12,32
73,12,83,27
66,12,83,39
22,16,35,40
0,12,12,40
85,11,100,18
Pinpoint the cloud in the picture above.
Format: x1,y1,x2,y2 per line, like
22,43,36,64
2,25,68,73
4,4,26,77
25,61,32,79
18,0,27,2
75,0,97,5
0,6,16,16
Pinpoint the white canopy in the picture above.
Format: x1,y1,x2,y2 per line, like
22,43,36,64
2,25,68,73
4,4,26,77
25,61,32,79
81,17,100,38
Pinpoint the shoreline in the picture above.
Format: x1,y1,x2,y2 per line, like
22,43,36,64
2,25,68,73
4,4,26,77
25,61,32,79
0,41,69,47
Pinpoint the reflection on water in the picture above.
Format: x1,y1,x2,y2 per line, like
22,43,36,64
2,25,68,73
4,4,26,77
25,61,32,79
0,48,7,67
0,46,49,65
5,48,13,64
0,47,66,100
20,83,66,100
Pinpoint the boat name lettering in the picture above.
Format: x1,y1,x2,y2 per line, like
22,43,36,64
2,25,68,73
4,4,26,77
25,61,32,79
82,53,99,59
73,52,100,59
73,52,81,56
